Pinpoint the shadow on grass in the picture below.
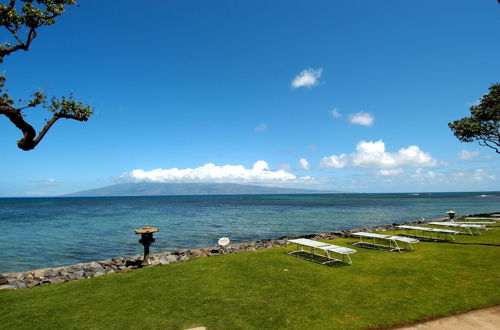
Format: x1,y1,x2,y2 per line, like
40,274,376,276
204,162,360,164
435,241,500,247
286,251,350,268
382,234,500,247
396,234,450,243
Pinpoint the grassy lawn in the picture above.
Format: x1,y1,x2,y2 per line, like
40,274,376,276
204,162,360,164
1,228,499,329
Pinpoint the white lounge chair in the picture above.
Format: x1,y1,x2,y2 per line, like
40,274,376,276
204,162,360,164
396,225,457,241
286,238,356,264
350,232,418,252
428,222,484,235
464,217,498,221
453,221,496,226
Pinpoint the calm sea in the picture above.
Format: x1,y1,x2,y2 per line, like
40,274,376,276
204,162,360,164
0,192,499,273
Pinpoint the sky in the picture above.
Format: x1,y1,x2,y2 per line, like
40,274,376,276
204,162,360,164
1,0,499,196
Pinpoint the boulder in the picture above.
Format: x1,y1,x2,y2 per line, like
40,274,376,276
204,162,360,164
11,280,27,289
164,255,178,263
156,257,169,265
0,275,8,285
83,270,94,278
93,270,106,277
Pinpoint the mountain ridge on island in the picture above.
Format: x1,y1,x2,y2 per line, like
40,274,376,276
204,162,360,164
64,182,339,197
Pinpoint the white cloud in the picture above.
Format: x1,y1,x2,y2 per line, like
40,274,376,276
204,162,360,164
348,112,374,126
35,178,58,186
291,68,322,89
451,168,496,182
378,169,404,177
471,168,496,182
121,161,311,185
279,163,291,171
458,150,481,160
374,167,497,185
409,168,440,182
299,158,310,170
320,140,437,169
320,153,348,168
330,108,342,118
254,123,268,131
376,168,405,183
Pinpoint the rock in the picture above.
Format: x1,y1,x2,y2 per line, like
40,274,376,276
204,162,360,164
93,270,106,277
163,255,177,263
189,249,204,257
50,277,66,284
11,280,27,289
0,275,8,285
71,270,85,280
83,270,94,278
27,281,39,288
157,257,169,265
43,270,59,278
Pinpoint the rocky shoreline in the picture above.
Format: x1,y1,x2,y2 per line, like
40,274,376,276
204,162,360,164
0,214,490,290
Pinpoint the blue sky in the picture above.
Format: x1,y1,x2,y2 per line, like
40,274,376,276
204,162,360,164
1,0,499,196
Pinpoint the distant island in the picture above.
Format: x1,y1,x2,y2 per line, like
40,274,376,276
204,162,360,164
64,182,337,197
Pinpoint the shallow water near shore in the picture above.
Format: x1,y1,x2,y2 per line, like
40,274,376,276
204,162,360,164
0,192,498,273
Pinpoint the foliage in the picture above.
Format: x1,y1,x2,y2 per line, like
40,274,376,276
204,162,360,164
449,83,500,154
0,0,93,151
1,229,500,329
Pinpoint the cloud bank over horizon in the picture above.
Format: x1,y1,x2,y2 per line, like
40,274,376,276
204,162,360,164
121,161,312,185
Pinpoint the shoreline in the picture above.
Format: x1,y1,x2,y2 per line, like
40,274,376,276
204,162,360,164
0,213,494,290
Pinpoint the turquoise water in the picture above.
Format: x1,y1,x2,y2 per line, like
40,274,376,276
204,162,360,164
0,192,499,273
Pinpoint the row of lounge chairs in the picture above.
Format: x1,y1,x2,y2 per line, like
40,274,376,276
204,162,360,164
286,215,498,266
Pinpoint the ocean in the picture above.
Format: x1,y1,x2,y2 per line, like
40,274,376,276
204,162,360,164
0,192,498,273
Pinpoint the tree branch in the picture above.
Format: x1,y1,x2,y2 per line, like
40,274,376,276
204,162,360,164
0,0,90,151
0,0,74,60
0,102,37,150
5,26,24,45
1,88,91,150
32,111,88,148
479,140,500,154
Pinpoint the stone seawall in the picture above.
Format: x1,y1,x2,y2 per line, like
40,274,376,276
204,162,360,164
0,215,474,290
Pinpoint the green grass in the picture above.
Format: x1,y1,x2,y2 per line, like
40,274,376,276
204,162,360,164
1,229,500,330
